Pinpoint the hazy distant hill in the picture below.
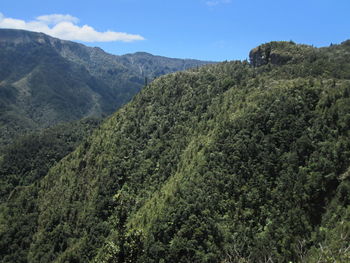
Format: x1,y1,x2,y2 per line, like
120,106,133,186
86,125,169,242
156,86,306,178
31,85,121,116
0,29,211,147
1,39,350,262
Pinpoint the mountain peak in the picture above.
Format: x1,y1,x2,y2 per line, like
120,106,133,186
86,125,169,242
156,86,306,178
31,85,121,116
249,40,314,67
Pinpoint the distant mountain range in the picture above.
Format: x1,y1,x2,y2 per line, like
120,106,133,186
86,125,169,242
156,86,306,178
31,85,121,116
0,29,212,147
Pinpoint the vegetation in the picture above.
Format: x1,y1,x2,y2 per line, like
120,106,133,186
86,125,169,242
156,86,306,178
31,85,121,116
0,118,101,263
1,39,350,262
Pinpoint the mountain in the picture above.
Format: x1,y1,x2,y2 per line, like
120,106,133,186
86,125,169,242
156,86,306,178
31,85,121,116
0,29,211,148
1,40,350,263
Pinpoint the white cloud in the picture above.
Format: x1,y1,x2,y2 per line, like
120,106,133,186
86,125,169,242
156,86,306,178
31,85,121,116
0,13,144,42
36,14,79,25
206,0,231,6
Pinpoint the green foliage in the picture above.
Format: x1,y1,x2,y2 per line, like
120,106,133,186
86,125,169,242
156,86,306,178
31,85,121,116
307,176,350,263
0,118,101,263
3,39,350,262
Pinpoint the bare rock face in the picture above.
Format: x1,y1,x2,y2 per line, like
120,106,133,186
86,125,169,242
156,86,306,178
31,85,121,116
249,45,271,67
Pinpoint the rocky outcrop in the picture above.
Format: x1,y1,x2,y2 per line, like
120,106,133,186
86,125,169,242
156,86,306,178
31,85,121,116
249,41,311,67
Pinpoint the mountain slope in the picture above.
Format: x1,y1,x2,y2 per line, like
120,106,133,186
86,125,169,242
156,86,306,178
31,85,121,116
0,118,101,263
0,29,211,148
2,40,350,263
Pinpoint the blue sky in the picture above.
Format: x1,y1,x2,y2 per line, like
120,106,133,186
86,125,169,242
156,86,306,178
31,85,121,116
0,0,349,61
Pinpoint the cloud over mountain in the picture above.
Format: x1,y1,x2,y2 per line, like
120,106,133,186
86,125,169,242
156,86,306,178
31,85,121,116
0,13,144,42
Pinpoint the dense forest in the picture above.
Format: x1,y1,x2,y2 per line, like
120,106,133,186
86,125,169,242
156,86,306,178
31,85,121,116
1,40,350,262
0,118,101,262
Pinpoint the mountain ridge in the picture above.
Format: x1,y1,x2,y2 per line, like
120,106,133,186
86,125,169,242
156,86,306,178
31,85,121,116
0,28,212,148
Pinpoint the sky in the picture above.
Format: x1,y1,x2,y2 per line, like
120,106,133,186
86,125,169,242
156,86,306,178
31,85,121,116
0,0,349,61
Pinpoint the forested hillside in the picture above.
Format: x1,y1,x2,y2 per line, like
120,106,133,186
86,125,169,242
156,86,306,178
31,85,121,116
0,118,101,262
0,29,210,148
1,40,350,263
